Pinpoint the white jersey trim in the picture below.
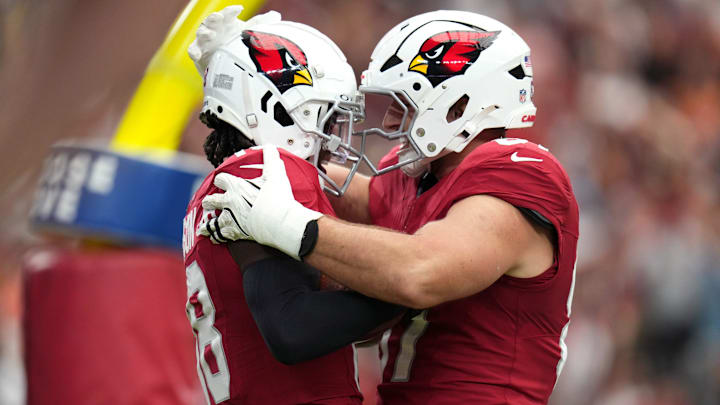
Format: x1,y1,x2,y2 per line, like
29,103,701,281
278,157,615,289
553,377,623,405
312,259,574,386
379,329,391,376
352,343,360,392
555,260,577,385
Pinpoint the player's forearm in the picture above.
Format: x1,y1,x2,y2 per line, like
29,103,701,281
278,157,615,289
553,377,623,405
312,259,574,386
305,216,443,309
324,164,371,224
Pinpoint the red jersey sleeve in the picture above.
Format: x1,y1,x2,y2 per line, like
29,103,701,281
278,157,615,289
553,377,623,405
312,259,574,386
447,139,577,237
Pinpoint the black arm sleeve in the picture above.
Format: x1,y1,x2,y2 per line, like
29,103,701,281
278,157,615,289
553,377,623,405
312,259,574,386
243,256,406,365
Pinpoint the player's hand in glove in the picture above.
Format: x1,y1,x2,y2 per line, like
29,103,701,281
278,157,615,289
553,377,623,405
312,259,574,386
200,146,323,260
188,6,280,74
197,172,264,244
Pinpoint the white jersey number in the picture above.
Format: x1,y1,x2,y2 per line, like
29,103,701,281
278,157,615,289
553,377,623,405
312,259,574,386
186,261,231,403
387,310,429,382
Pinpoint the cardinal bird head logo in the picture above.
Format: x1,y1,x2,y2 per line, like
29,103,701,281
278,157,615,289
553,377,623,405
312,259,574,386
241,30,313,93
409,30,500,87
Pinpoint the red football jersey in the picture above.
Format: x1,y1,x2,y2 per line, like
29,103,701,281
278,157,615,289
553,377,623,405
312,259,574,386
182,147,362,405
369,139,579,404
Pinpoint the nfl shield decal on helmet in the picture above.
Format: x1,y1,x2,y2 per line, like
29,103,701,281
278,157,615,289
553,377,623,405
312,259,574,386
241,30,313,93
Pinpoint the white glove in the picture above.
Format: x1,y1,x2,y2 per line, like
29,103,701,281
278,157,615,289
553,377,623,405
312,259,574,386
188,6,281,75
200,146,323,260
196,172,264,244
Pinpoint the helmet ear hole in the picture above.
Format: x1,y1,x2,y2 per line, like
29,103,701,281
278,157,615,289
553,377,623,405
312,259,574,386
446,94,469,123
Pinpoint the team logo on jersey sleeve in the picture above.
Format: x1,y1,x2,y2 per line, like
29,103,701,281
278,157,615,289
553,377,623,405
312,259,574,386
242,30,312,93
409,30,500,87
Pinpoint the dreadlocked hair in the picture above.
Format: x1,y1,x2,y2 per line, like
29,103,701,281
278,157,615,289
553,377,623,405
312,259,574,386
200,111,256,168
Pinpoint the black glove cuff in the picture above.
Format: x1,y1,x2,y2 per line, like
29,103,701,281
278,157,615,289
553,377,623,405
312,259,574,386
298,219,319,261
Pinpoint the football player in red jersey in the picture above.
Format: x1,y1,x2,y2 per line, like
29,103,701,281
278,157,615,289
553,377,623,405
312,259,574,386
182,7,404,405
201,10,579,405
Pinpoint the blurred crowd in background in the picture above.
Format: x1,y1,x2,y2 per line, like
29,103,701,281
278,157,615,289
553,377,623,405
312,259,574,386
1,0,719,404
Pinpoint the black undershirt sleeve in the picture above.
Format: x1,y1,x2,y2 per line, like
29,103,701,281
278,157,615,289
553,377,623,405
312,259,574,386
242,256,406,365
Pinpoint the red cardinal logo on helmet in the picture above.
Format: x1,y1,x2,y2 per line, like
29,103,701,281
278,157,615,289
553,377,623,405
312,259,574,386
409,30,500,87
242,30,313,93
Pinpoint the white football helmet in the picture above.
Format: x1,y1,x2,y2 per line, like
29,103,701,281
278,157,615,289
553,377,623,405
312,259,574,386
359,10,536,177
190,7,364,195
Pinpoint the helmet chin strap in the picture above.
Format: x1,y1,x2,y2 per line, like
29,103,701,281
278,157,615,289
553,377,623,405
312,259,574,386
400,159,427,178
399,148,452,178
